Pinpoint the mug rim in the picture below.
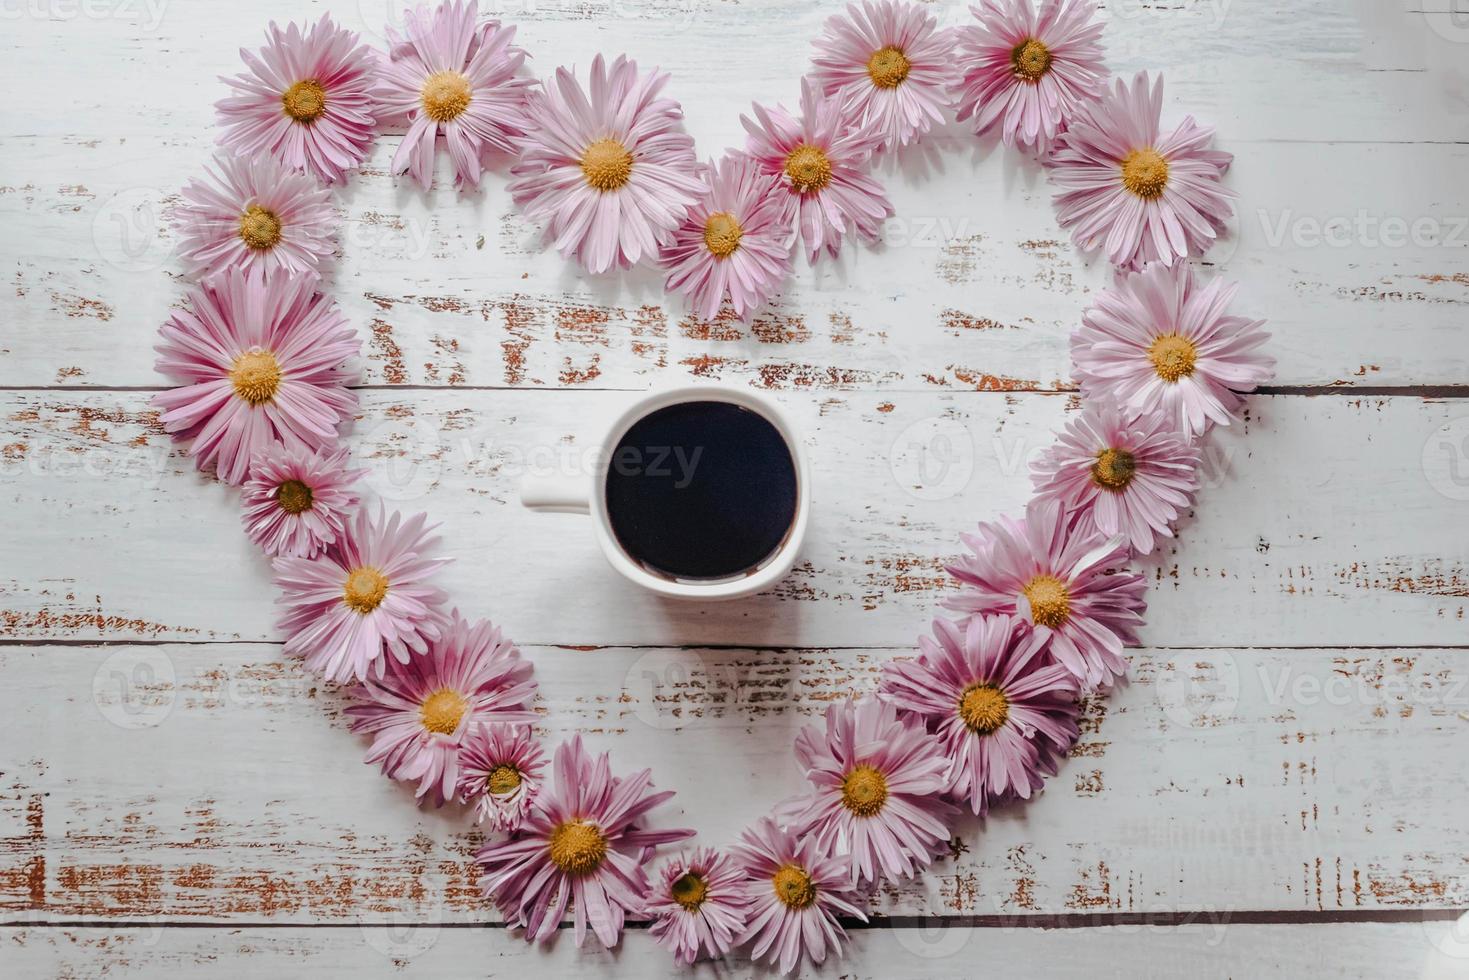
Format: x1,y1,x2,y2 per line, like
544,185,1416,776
587,384,811,600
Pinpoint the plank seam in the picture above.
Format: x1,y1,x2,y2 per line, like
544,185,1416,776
3,910,1465,930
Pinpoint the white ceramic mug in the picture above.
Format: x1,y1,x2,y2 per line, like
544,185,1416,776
519,384,810,600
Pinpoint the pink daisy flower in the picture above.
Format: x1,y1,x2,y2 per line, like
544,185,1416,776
509,53,703,274
1031,403,1202,555
944,498,1147,688
152,268,359,486
809,0,959,151
378,1,532,191
732,817,866,976
274,505,452,684
175,154,336,282
216,15,380,184
1047,71,1235,269
743,76,893,263
345,613,537,807
1072,261,1274,436
659,153,796,322
951,0,1108,152
789,697,955,886
457,723,545,831
645,847,751,966
241,443,362,558
476,735,694,948
881,615,1080,814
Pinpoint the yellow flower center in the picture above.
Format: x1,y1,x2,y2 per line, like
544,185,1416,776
958,683,1009,735
419,687,469,736
1120,147,1170,200
866,45,911,88
238,205,283,251
840,764,888,817
772,864,816,909
580,137,634,192
670,872,708,911
548,819,608,875
1148,333,1198,383
1092,447,1137,491
421,70,473,123
342,566,389,614
1011,37,1052,82
784,143,832,194
275,478,314,514
229,350,282,405
702,211,743,259
1022,573,1071,628
281,79,327,123
487,764,522,795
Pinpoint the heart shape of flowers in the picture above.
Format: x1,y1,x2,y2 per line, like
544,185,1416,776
150,0,1274,973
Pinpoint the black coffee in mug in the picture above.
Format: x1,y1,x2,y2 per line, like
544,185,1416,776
604,401,799,580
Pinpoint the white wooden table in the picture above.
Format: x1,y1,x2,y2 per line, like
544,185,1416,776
4,0,1469,976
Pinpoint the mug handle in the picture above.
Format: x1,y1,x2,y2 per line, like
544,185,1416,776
520,473,592,515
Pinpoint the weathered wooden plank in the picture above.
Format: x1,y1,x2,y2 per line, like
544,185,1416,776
4,134,1467,391
3,643,1468,923
0,921,1459,979
0,0,1449,142
3,0,1468,392
3,390,1466,648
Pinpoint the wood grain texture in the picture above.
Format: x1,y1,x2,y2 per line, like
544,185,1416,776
4,138,1467,392
5,922,1467,979
3,1,1468,392
3,643,1467,921
3,390,1466,648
